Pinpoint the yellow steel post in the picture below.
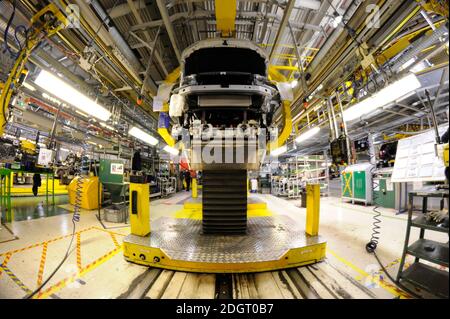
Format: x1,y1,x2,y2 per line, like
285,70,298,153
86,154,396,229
129,176,150,236
306,184,320,236
192,178,198,198
443,143,449,167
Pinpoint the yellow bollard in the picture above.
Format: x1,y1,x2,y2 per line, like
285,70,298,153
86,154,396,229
192,178,198,198
129,177,150,237
306,184,320,236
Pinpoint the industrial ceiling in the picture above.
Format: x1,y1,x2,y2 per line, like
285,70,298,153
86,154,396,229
0,0,448,156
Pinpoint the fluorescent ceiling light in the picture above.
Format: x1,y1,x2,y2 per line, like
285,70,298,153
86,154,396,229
75,110,89,118
163,145,179,156
23,82,36,91
291,80,299,88
42,92,62,106
271,145,287,157
35,70,111,121
100,122,116,131
399,58,416,71
295,0,320,10
129,126,158,146
295,126,320,144
410,60,432,73
343,73,421,122
331,15,343,28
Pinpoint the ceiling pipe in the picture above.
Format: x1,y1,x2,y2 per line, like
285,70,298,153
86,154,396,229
86,0,144,78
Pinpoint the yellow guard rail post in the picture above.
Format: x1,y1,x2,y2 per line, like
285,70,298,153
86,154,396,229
192,178,198,198
129,176,150,236
306,184,320,236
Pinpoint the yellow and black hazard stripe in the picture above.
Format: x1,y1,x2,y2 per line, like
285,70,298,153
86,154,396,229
0,265,32,294
0,253,12,279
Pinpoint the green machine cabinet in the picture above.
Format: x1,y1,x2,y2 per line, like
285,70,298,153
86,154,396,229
0,168,12,223
341,163,373,205
99,159,126,204
353,171,367,200
373,168,407,213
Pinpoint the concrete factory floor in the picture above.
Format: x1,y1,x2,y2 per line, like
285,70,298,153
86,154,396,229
1,191,446,299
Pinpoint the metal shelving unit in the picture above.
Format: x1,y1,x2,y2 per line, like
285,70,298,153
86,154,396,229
396,189,449,298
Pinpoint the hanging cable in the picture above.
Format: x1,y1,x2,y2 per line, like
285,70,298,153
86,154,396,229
2,0,17,58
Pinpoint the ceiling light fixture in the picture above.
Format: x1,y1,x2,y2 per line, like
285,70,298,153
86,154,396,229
291,80,299,88
22,81,36,91
295,126,321,144
129,126,158,146
163,145,179,156
35,70,111,121
270,145,287,157
343,73,421,122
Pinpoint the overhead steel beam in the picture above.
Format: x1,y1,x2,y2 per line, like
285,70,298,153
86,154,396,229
156,0,181,63
188,1,200,43
128,10,322,34
269,0,295,61
126,0,168,77
129,31,154,51
141,27,163,96
130,10,212,32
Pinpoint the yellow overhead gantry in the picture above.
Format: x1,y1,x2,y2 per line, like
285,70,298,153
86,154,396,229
215,0,237,37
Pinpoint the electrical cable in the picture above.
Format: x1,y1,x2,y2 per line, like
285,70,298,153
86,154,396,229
13,24,28,53
24,219,76,299
365,138,424,299
2,0,17,58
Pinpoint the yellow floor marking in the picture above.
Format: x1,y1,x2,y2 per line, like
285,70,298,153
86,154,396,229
0,253,12,279
1,265,32,294
327,248,410,299
76,233,82,271
109,233,120,248
37,243,48,286
0,226,95,257
34,245,123,299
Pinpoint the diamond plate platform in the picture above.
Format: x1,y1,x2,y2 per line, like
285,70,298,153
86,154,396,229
123,216,326,273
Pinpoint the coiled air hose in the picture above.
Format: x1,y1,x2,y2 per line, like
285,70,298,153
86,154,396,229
365,144,423,299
